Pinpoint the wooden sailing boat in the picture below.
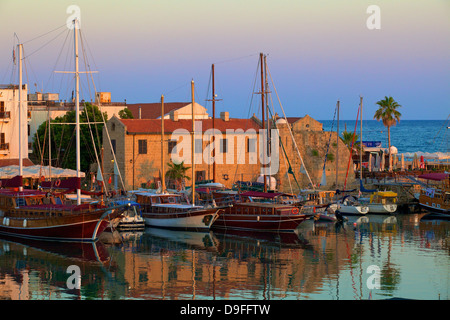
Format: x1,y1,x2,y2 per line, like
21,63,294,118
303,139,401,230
211,53,307,232
0,20,124,241
418,172,450,217
136,81,221,231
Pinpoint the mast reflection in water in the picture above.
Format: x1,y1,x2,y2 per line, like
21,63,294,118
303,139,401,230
0,213,448,300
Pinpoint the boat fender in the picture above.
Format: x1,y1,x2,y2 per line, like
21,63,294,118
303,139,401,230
23,219,27,228
292,208,299,214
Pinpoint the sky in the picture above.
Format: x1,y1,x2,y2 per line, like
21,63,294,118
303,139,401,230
1,0,449,120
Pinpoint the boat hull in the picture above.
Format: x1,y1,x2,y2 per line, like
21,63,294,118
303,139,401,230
337,205,369,215
367,204,397,214
0,207,121,242
212,214,306,232
142,208,220,231
0,216,109,242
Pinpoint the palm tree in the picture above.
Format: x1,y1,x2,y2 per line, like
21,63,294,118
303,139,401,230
165,161,190,190
341,130,363,155
374,96,402,171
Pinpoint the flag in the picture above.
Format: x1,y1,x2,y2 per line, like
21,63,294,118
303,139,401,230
108,176,112,184
12,48,16,65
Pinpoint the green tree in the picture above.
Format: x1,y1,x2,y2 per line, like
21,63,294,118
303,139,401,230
33,103,108,173
165,161,190,190
118,107,133,119
374,96,402,171
341,130,363,155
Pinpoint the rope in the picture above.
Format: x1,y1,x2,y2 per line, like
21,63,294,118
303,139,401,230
266,64,315,189
320,105,337,186
344,105,360,189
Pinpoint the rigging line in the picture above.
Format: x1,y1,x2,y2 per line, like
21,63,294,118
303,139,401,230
21,46,41,93
96,100,126,191
321,105,337,180
163,81,190,97
431,113,450,144
23,28,68,60
266,64,315,189
22,23,67,45
45,29,71,94
79,28,102,92
213,52,259,65
344,105,360,190
79,29,97,101
231,57,260,183
266,100,301,191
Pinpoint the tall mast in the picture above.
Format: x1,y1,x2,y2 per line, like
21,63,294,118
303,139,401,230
360,96,363,181
161,94,165,193
260,53,267,193
74,19,81,205
191,80,196,205
211,64,216,183
264,55,271,189
336,100,340,187
18,43,23,191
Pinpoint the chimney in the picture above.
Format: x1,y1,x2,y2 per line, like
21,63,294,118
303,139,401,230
220,111,229,121
139,106,141,119
170,110,179,121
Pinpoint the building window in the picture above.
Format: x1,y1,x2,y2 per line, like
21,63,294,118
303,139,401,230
138,139,147,154
220,138,227,153
195,139,202,154
247,138,256,153
111,139,116,154
196,170,206,182
168,140,177,155
111,123,116,131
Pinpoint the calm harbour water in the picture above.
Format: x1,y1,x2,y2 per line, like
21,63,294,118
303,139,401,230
0,212,448,301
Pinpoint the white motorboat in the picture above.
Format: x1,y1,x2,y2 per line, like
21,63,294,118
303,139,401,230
329,195,369,215
359,191,398,214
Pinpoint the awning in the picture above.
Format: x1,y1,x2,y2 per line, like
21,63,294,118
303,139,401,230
418,173,449,181
0,165,85,179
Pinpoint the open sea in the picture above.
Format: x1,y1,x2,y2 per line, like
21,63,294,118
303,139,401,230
320,120,450,155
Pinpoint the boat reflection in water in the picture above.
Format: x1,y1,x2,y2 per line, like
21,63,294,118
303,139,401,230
0,234,115,300
0,213,448,300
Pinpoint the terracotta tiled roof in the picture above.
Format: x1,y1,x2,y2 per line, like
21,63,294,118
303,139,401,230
0,158,35,167
120,118,262,134
127,102,190,119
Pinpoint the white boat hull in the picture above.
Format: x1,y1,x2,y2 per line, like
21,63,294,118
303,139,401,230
366,204,397,214
337,205,369,215
143,210,219,231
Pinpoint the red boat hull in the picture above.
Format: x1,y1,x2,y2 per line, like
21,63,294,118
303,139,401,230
212,214,306,232
0,217,110,242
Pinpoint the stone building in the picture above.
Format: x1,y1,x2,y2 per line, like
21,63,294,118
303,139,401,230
102,110,264,190
102,103,355,192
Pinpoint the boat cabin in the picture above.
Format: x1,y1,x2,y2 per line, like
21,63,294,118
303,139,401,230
369,191,397,204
